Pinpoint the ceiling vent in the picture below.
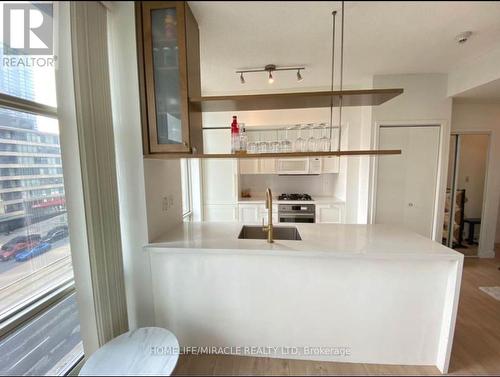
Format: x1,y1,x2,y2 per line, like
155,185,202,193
455,31,473,45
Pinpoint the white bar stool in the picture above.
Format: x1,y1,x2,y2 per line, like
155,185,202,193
79,327,179,376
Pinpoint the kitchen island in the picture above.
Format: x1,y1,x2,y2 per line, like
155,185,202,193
145,223,463,373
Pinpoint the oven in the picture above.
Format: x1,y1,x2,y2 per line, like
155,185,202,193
278,204,316,223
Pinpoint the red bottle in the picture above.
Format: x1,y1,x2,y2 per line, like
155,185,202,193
231,116,240,153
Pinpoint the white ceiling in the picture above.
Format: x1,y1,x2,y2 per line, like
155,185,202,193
454,78,500,103
189,1,500,95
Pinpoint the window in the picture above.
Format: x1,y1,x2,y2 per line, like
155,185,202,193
0,4,83,374
180,159,192,221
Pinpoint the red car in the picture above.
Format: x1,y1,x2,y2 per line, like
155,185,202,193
0,235,41,261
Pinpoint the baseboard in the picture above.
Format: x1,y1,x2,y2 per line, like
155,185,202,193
478,250,496,258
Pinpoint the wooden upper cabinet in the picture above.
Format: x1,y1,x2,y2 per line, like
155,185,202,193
136,1,203,154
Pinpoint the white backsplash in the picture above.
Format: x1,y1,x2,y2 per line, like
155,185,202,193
240,174,338,199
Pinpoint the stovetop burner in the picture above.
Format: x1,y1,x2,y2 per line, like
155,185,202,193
278,193,313,201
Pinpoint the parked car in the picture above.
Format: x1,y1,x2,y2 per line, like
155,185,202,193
1,236,27,251
43,225,69,240
15,243,52,262
43,229,69,244
0,235,42,261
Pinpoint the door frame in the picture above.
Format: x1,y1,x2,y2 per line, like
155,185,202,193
449,130,492,257
368,120,449,242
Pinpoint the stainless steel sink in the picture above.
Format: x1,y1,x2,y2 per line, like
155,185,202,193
238,225,302,241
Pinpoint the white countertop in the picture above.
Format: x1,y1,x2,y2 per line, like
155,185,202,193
146,222,462,261
238,196,345,205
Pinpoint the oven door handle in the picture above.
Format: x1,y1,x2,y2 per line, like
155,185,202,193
278,213,315,217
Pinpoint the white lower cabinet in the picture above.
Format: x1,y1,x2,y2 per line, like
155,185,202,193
204,205,238,222
238,204,260,223
238,203,278,224
316,203,344,223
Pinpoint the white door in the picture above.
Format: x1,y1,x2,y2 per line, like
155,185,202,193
375,126,440,238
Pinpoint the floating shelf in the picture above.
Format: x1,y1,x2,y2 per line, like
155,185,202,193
144,149,402,160
190,88,403,112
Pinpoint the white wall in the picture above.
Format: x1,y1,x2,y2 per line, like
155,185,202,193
371,74,452,242
372,74,452,121
143,159,183,242
240,174,338,199
108,2,184,329
451,101,500,256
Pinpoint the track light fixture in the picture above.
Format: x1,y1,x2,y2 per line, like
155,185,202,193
236,64,305,84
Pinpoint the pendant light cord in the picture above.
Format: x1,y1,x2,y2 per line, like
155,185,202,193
329,11,337,151
338,0,345,152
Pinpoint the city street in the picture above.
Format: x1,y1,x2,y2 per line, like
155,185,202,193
0,294,82,375
0,238,70,275
0,216,82,375
0,213,74,319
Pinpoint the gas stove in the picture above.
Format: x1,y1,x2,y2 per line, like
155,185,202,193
278,193,313,201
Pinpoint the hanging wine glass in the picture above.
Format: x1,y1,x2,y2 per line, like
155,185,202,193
308,125,316,151
280,127,293,153
294,124,307,152
270,140,280,153
318,123,331,151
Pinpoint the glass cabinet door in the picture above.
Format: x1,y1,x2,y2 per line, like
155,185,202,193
142,2,190,153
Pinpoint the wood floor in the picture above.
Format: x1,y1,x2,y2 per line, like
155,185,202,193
174,253,500,376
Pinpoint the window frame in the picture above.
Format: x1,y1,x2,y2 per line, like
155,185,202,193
181,158,193,221
0,51,82,374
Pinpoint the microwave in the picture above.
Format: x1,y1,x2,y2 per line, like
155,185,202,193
277,157,322,175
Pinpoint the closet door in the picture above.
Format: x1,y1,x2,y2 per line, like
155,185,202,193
375,126,440,238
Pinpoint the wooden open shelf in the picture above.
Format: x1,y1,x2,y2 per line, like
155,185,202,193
144,149,402,160
190,88,403,112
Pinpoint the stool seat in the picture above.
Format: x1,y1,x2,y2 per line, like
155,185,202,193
79,327,179,376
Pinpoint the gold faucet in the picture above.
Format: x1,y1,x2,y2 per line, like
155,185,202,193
262,188,274,243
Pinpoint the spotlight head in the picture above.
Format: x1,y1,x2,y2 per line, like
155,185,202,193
268,71,274,84
240,73,245,84
297,69,303,81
